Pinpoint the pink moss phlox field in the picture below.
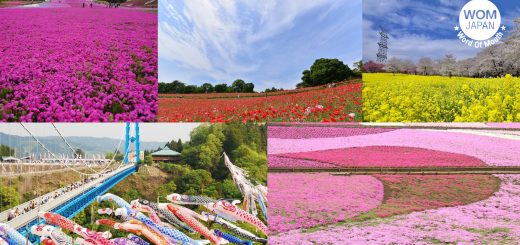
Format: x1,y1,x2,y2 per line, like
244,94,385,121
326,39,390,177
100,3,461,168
268,128,520,166
267,126,395,139
0,3,157,122
269,175,520,244
268,173,384,234
268,155,338,168
275,146,486,168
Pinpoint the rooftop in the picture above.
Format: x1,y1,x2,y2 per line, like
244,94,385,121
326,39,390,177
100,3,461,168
151,147,181,157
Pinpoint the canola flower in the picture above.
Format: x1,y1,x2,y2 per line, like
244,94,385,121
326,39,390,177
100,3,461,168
363,73,520,122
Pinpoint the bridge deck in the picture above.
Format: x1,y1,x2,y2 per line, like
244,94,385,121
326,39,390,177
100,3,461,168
0,165,132,230
269,166,520,174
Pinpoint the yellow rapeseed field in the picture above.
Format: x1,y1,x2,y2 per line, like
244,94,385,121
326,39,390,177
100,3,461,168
363,73,520,122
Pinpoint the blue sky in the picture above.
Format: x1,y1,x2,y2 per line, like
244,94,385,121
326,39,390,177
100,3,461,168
158,0,362,90
363,0,520,61
0,123,200,142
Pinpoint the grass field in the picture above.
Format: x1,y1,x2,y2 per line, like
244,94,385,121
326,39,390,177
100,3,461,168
363,73,520,122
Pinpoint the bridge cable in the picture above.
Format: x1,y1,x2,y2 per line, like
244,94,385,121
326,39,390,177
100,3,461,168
19,123,126,176
51,123,97,172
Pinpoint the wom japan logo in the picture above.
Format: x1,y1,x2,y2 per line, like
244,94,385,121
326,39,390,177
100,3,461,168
455,0,506,48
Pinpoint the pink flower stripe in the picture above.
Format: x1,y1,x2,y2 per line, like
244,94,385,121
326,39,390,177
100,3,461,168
268,173,384,234
267,126,395,139
268,129,520,166
486,123,520,128
274,146,486,168
268,155,337,168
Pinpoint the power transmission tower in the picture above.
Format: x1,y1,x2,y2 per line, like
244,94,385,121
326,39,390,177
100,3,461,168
376,27,389,64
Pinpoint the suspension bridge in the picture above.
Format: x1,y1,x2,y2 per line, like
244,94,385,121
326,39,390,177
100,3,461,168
0,122,141,243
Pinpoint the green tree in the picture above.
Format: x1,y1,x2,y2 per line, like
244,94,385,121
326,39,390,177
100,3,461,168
156,181,177,198
158,80,186,93
106,151,123,161
184,85,198,93
232,145,267,184
231,79,246,92
0,144,14,156
0,186,20,210
298,58,353,87
244,82,255,93
221,179,241,199
201,83,214,93
143,154,153,165
353,60,363,78
176,139,183,152
214,83,228,93
178,169,214,194
75,148,85,158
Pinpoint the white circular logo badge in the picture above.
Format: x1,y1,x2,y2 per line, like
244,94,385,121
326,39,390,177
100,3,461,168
459,0,501,41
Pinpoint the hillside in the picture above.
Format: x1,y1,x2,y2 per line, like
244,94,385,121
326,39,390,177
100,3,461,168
0,132,165,156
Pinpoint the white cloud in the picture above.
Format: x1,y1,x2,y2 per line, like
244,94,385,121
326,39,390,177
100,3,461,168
362,0,481,62
159,0,343,84
363,19,478,62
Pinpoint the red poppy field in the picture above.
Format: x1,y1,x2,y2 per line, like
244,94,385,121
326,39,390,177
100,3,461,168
158,80,362,122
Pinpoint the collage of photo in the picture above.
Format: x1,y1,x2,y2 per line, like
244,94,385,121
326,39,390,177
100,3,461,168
1,0,520,244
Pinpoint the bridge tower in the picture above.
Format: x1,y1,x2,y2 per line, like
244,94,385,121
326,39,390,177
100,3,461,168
123,122,140,164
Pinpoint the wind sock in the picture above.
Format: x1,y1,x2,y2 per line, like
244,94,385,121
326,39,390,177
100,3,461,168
41,238,56,245
160,204,225,245
135,199,194,233
97,208,113,215
203,201,268,236
0,226,9,245
127,234,149,245
114,207,208,245
159,200,208,222
213,230,252,245
129,200,170,228
97,193,201,244
0,223,32,245
97,193,131,209
38,212,114,245
31,224,73,245
202,213,266,244
97,219,168,245
75,238,96,245
111,238,139,245
166,193,216,205
223,153,267,218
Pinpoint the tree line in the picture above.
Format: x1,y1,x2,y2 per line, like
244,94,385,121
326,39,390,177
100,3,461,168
159,58,362,94
158,79,255,94
364,18,520,77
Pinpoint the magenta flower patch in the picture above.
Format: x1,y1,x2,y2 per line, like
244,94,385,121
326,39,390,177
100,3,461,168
268,173,384,234
0,4,157,122
267,126,395,139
